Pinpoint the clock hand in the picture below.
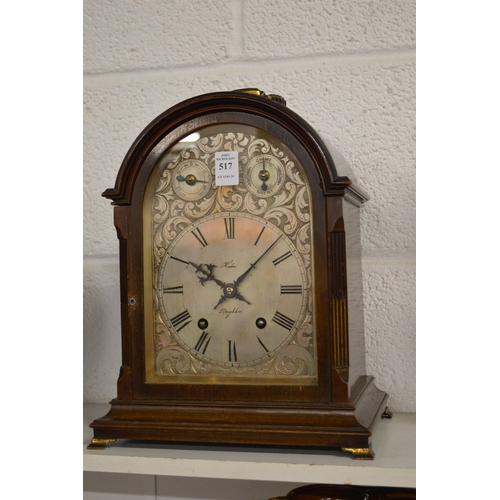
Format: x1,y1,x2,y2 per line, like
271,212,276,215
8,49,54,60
234,235,282,286
188,261,251,308
259,158,269,190
214,294,227,309
176,174,209,185
213,283,251,309
189,262,225,287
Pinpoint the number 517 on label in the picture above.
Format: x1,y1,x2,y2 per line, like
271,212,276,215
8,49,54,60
215,151,239,186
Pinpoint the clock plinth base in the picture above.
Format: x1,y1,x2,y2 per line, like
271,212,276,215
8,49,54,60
89,376,388,459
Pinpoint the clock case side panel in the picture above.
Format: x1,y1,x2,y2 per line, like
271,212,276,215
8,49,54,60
91,91,388,453
326,191,369,393
326,193,388,434
319,135,370,394
343,197,369,390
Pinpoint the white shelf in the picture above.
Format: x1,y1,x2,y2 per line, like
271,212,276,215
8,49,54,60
83,403,415,488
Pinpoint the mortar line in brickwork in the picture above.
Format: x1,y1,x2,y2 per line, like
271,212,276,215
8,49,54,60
83,49,416,82
236,0,245,55
362,254,416,267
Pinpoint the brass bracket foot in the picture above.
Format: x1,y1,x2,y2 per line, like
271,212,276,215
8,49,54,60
341,445,374,460
87,438,116,450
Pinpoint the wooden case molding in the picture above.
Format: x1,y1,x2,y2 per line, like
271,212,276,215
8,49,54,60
89,90,389,458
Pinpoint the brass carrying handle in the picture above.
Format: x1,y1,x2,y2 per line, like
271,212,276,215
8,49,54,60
234,88,287,106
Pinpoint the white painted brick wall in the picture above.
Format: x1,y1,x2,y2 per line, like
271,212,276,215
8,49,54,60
83,0,416,412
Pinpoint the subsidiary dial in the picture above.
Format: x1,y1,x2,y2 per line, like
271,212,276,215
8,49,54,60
172,159,211,201
244,155,285,198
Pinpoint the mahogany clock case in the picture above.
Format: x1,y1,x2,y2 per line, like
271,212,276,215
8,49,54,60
89,90,388,456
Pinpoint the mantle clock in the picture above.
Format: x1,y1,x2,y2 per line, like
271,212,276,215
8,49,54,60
88,89,389,459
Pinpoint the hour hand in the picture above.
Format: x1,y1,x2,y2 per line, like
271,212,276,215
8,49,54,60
189,262,225,287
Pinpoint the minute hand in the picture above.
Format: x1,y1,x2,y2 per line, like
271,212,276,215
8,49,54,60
234,235,282,286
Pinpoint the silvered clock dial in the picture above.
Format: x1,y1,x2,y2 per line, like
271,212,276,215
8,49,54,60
158,213,307,367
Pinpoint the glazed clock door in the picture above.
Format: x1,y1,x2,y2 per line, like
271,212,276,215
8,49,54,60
141,121,323,393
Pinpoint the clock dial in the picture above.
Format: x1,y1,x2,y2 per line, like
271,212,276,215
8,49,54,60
244,154,285,197
145,123,316,383
172,159,211,201
158,213,307,367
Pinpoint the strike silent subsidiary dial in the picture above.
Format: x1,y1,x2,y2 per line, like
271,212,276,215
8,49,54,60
244,154,285,198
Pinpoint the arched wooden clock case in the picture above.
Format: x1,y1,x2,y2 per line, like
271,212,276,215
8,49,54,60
88,89,389,459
